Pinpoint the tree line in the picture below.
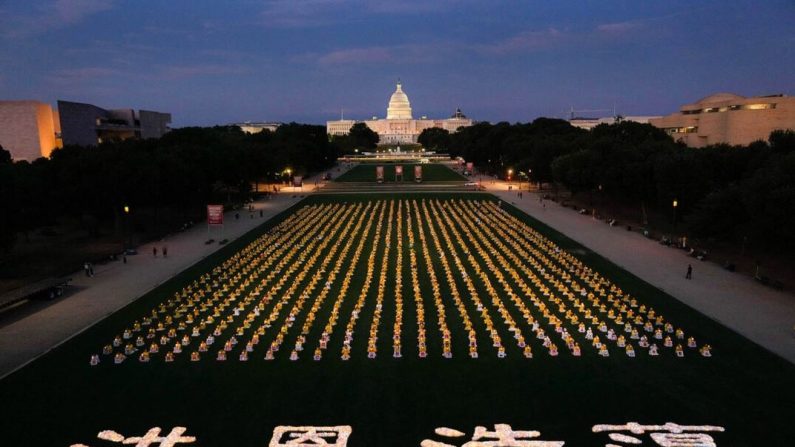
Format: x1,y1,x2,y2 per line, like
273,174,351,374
0,124,338,251
419,120,795,251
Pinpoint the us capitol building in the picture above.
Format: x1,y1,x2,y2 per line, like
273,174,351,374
326,82,474,145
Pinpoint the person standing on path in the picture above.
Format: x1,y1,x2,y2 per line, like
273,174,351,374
163,246,168,258
83,262,90,277
686,264,693,280
152,246,158,258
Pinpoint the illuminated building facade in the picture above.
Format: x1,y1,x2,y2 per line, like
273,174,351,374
0,100,61,161
0,99,172,161
234,122,282,134
649,93,795,147
326,82,474,145
569,116,660,131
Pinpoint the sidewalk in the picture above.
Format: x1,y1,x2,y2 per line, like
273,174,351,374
0,164,354,378
0,192,306,378
483,180,795,364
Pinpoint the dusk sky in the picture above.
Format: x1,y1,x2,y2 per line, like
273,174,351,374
1,0,794,127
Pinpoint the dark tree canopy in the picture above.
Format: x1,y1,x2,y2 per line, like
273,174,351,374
0,145,11,165
418,127,451,151
447,120,795,251
0,125,338,252
348,122,379,149
330,123,379,153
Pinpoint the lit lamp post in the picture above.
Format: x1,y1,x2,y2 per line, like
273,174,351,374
285,168,292,186
518,171,528,191
507,169,513,188
123,205,131,250
672,199,678,231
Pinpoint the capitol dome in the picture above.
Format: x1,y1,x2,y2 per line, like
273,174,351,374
386,82,413,119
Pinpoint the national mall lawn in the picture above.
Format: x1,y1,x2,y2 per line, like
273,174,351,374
0,190,792,446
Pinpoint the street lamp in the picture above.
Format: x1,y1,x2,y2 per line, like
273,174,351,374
517,171,528,191
672,199,678,231
507,168,513,187
122,205,131,250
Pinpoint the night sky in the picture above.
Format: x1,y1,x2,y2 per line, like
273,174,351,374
1,0,793,126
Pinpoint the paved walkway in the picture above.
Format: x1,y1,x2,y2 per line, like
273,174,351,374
0,190,322,378
482,180,795,364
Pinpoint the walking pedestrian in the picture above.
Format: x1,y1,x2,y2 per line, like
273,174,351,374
163,246,168,258
153,246,158,257
88,263,94,277
686,264,693,280
123,254,127,264
259,209,263,218
84,262,90,277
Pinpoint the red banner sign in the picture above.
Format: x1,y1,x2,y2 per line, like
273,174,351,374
207,205,224,225
414,165,422,181
466,162,474,173
395,165,403,175
293,176,303,187
376,166,384,182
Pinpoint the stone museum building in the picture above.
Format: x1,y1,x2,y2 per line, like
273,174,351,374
650,92,795,147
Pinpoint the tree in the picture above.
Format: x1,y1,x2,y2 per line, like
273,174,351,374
348,123,379,150
0,145,11,164
769,129,795,154
418,128,451,151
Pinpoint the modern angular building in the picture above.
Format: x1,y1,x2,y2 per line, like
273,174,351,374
0,100,61,161
57,100,171,147
326,82,474,145
0,99,172,161
649,93,795,147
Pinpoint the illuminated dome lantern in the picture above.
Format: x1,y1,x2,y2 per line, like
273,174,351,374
386,82,413,119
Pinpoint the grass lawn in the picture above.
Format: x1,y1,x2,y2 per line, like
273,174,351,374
0,193,792,447
335,164,466,182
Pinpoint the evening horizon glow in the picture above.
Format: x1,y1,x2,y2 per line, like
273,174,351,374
1,0,793,127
